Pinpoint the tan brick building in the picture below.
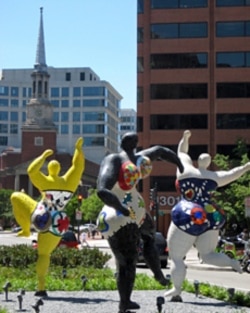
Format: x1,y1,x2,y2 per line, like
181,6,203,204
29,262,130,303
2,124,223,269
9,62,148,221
137,0,250,235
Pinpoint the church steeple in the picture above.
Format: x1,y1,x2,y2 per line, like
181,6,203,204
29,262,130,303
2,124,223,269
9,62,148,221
22,7,56,129
35,7,47,72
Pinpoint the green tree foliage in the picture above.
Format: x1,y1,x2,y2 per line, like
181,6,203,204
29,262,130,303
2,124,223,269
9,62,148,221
0,189,15,228
65,189,104,225
212,139,250,234
80,188,104,223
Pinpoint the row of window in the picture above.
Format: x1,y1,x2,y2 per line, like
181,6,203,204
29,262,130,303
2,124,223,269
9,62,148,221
138,0,250,13
138,21,250,42
0,86,107,98
0,122,106,135
137,83,250,101
0,135,105,147
0,98,107,108
137,114,250,131
138,52,250,70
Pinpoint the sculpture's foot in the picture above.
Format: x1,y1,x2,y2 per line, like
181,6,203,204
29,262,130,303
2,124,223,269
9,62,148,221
17,229,30,237
119,301,140,312
34,290,48,298
154,273,168,286
164,287,181,298
170,295,183,302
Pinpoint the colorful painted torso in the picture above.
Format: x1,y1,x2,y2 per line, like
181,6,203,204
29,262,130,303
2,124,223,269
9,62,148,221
31,190,72,236
171,178,226,236
97,156,152,238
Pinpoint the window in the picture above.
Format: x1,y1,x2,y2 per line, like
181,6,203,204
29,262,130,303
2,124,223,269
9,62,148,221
84,137,104,146
65,72,71,81
10,124,18,134
0,136,8,145
73,112,81,122
216,52,246,67
137,87,143,102
217,114,250,129
151,83,208,99
83,112,104,121
0,112,8,121
53,112,59,122
61,112,69,122
22,112,26,122
151,0,207,8
51,88,60,97
51,100,59,108
150,114,208,130
22,100,27,107
0,86,9,96
73,87,81,97
151,22,207,39
73,100,81,107
216,21,250,37
61,87,69,97
61,124,69,134
0,124,8,133
138,0,144,13
10,112,18,122
11,87,18,97
82,124,104,134
34,137,43,146
83,87,105,96
150,176,176,192
73,124,81,134
137,116,143,132
216,0,249,6
61,100,69,108
80,72,85,81
151,53,208,69
83,99,105,107
137,57,144,72
0,99,8,107
137,27,144,43
217,82,250,98
11,99,18,107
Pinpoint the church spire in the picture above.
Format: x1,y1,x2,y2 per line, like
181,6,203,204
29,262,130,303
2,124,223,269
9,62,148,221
35,7,47,71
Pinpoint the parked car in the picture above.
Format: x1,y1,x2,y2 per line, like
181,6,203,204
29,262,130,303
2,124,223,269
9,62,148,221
137,232,168,268
79,223,97,233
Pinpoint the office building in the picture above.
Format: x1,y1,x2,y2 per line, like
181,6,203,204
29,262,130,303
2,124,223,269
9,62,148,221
0,9,122,166
137,0,250,234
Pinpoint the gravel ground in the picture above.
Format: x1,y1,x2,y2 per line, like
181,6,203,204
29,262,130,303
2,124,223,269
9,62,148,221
1,290,250,313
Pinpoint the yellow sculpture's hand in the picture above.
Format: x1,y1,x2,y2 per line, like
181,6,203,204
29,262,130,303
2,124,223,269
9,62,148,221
128,207,136,220
41,149,54,160
75,137,83,150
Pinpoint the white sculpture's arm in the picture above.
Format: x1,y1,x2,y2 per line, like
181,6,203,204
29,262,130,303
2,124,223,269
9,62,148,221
215,162,250,187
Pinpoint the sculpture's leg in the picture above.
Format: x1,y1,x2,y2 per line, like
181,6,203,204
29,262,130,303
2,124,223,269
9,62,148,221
140,212,167,285
196,230,243,273
108,224,140,313
35,232,61,296
165,223,195,299
11,192,37,237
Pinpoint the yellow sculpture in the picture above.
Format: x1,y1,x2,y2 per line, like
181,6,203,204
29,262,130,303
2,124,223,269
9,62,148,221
11,138,84,297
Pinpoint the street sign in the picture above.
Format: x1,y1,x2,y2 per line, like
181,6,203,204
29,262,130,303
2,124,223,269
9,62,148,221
75,210,82,221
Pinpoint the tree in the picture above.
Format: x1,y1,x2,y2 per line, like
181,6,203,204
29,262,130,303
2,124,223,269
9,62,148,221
212,140,250,235
0,189,15,228
80,188,104,223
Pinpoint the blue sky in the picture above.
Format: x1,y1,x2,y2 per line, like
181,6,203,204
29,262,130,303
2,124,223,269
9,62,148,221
0,1,137,110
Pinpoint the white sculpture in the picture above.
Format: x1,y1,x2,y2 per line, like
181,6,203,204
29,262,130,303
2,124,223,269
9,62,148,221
165,130,250,301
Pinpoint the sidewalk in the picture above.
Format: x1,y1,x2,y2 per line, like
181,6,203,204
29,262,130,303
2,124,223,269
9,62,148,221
1,290,250,313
